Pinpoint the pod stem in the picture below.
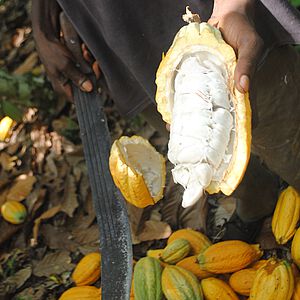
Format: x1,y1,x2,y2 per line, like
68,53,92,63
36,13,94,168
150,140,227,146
182,6,201,24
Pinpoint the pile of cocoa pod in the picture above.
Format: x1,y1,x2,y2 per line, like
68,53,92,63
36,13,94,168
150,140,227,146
59,186,300,299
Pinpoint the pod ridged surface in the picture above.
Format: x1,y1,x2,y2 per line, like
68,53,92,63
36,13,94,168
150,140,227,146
272,186,300,244
161,238,191,264
229,268,256,296
201,277,239,300
162,265,203,300
133,257,163,300
249,259,294,300
167,229,211,255
71,252,101,286
197,240,262,274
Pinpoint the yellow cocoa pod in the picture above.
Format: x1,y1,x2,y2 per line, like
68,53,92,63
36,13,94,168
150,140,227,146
229,268,256,296
176,256,213,279
198,240,262,274
272,186,300,244
249,258,294,300
167,229,211,255
133,259,137,268
201,277,239,300
59,286,101,300
0,116,13,141
72,252,101,286
155,8,251,200
292,227,300,268
162,265,203,300
147,249,164,260
147,249,168,268
292,276,300,300
1,200,27,224
161,238,191,264
250,259,268,270
109,135,166,208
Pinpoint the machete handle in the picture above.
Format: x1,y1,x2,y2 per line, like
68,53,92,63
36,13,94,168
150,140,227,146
59,12,92,75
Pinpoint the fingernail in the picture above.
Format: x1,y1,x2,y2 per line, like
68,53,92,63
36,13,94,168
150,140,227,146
240,75,249,93
82,80,93,92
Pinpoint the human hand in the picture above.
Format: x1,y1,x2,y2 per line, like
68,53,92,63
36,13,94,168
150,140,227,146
31,0,100,100
208,0,264,93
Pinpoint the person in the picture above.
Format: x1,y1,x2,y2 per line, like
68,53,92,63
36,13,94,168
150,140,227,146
31,0,300,242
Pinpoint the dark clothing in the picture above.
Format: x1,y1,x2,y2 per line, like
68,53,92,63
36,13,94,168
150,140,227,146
251,45,300,192
57,0,300,195
57,0,300,117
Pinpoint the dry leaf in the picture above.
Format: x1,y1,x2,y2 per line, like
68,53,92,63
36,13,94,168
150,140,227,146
0,188,9,207
73,163,83,183
79,174,90,202
83,190,94,216
138,220,172,242
0,176,9,189
78,244,100,256
127,203,144,236
31,126,52,172
33,251,75,277
11,228,27,250
178,194,208,232
72,224,100,245
69,210,95,230
32,205,62,247
6,174,36,202
213,196,236,227
60,175,78,217
44,151,58,178
0,220,22,246
14,286,46,300
11,27,31,48
40,224,79,252
0,152,18,171
13,52,38,75
65,147,84,168
61,138,77,154
23,107,38,124
126,202,145,244
160,182,183,229
6,142,21,156
49,132,62,156
0,266,32,295
26,188,46,215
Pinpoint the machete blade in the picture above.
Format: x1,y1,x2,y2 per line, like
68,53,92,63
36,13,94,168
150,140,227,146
73,87,133,300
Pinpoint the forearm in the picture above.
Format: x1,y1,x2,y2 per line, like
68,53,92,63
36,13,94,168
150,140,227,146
31,0,61,40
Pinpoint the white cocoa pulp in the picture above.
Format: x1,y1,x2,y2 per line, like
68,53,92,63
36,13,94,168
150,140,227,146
168,51,235,208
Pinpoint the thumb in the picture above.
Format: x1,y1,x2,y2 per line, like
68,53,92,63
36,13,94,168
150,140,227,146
234,32,264,93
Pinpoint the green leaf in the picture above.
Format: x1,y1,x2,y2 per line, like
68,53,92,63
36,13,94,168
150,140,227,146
18,81,31,101
290,0,300,7
66,117,79,130
1,100,22,122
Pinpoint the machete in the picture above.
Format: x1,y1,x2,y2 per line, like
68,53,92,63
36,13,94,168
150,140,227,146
60,13,132,300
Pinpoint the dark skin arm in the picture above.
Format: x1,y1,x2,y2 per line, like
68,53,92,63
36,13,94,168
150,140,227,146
208,0,264,93
31,0,96,99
